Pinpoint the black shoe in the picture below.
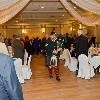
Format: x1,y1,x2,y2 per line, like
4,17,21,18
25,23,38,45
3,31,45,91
56,76,61,81
49,74,53,78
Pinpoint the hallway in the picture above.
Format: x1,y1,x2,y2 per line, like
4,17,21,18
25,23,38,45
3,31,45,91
23,55,100,100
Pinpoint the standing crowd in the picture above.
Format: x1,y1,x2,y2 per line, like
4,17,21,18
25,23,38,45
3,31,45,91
0,29,98,99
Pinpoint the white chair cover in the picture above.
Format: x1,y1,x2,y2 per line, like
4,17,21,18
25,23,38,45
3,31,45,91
63,49,71,66
27,56,32,68
63,49,78,72
59,50,63,60
63,49,70,61
89,56,100,69
68,57,78,72
22,65,32,79
24,49,28,65
22,51,32,79
78,54,95,79
14,58,24,83
30,55,32,61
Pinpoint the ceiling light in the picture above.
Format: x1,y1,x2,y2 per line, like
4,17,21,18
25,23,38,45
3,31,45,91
56,19,58,22
42,28,45,33
70,27,73,31
41,6,45,9
74,6,76,9
16,20,18,23
22,29,27,34
62,14,65,16
79,24,82,29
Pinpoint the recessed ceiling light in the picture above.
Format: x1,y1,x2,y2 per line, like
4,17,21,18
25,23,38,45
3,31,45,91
16,20,18,23
62,14,65,16
41,6,45,9
74,6,76,9
56,19,58,22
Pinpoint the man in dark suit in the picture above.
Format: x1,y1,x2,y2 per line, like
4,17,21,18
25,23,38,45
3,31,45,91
0,53,24,100
75,29,88,75
12,35,24,65
75,29,88,58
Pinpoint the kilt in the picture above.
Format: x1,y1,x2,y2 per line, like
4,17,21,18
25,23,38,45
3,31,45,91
45,56,51,66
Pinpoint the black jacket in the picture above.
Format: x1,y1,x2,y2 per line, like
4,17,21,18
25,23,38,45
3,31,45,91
75,35,88,57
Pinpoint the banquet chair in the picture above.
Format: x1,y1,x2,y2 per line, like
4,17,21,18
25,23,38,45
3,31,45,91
63,49,71,66
27,56,32,68
64,49,78,72
89,56,100,74
77,54,95,79
14,58,24,83
22,53,32,79
22,66,32,80
59,50,63,60
14,57,32,80
68,57,78,72
24,49,28,65
62,48,70,60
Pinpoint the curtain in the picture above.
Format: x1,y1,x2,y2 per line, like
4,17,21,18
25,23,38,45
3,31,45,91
60,0,100,26
0,0,19,10
71,0,100,15
0,0,31,24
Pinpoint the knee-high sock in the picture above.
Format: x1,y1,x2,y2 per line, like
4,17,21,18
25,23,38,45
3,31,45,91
54,67,59,77
48,66,53,75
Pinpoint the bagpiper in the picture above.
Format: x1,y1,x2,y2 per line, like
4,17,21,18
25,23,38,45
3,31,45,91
45,32,62,81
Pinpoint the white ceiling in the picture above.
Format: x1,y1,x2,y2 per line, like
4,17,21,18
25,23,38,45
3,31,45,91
6,0,98,25
6,0,74,25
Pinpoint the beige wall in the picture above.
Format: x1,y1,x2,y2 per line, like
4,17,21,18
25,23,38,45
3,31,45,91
94,25,100,43
1,24,99,40
0,29,6,37
0,25,75,39
84,25,100,43
45,27,61,34
0,28,21,38
62,25,78,36
26,28,46,39
6,29,22,38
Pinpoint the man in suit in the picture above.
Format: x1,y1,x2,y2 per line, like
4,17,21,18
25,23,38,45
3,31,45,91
0,53,24,100
75,29,88,75
12,35,24,65
75,29,88,58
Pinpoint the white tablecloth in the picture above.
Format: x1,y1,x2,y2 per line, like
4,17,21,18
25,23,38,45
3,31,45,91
89,56,100,69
